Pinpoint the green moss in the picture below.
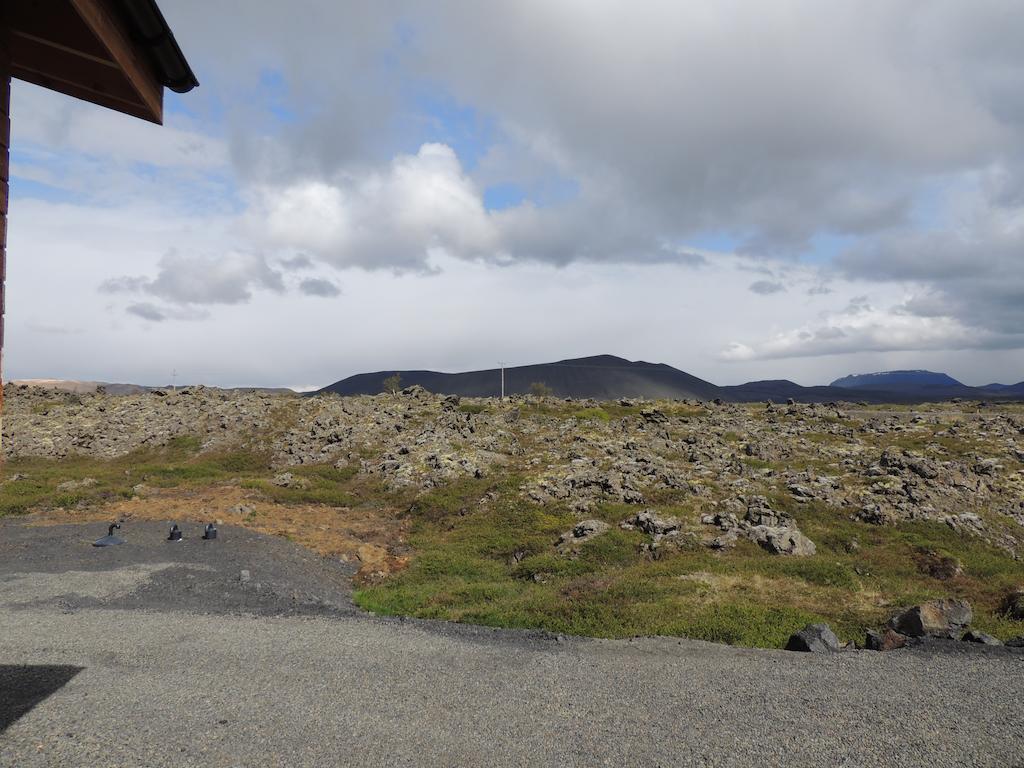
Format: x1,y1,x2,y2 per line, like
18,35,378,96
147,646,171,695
242,462,365,507
573,407,611,422
0,442,273,517
356,486,1024,647
29,400,65,416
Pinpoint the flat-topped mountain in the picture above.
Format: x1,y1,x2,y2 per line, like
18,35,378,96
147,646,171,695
830,370,964,391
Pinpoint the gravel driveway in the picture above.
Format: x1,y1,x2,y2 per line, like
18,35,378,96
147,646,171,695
1,518,1023,767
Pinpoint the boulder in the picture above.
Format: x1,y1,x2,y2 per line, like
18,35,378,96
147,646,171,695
962,629,1001,646
787,483,815,500
621,510,680,536
272,472,310,489
905,457,940,480
707,530,738,550
865,628,907,652
887,599,972,639
751,526,817,557
785,623,840,653
640,408,668,424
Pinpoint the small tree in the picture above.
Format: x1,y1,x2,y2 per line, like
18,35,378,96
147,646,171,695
529,381,553,397
382,373,402,394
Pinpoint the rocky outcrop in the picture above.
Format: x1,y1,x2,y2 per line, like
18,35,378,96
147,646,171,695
701,497,816,556
785,623,840,653
272,472,309,489
621,510,680,537
865,628,908,652
887,599,973,639
962,629,1001,646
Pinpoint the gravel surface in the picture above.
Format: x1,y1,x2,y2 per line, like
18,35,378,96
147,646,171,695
2,518,1024,767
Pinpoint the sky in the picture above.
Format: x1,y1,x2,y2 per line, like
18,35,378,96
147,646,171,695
6,0,1024,389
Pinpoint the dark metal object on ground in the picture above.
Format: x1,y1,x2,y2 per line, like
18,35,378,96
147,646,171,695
203,523,217,540
93,523,125,547
167,524,182,542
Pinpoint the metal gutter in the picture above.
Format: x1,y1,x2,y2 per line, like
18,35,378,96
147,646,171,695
115,0,199,93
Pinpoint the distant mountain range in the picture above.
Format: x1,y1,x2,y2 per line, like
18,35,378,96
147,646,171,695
317,356,1024,403
10,379,151,395
829,370,1024,399
8,379,294,396
13,360,1023,403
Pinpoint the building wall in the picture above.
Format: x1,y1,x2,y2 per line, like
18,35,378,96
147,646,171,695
0,16,9,442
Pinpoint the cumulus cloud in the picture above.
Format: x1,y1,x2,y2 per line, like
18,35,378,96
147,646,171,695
720,297,1024,361
103,250,284,306
835,192,1024,340
244,142,717,272
249,144,497,271
154,1,1024,267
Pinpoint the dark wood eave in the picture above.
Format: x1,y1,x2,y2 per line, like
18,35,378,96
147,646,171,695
7,0,198,125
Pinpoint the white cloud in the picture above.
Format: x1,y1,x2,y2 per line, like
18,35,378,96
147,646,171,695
720,297,1021,361
13,83,229,171
249,144,498,271
104,250,283,306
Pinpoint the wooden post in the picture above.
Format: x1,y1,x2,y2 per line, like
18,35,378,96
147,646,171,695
0,13,9,458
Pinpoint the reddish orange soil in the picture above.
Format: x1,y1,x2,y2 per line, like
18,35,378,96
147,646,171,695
30,484,411,583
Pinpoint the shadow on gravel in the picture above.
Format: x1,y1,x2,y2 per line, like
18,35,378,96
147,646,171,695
0,664,83,732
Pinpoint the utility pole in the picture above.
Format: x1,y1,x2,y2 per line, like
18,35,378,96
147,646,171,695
498,361,507,401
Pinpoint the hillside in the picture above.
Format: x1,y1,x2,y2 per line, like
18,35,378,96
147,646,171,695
982,382,1024,396
318,355,723,400
318,355,1023,404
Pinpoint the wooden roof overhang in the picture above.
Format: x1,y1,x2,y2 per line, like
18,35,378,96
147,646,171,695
6,0,199,124
0,1,197,452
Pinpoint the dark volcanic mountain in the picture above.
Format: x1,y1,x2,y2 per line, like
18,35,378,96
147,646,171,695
980,381,1024,395
830,370,964,391
317,356,1023,403
318,355,722,400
